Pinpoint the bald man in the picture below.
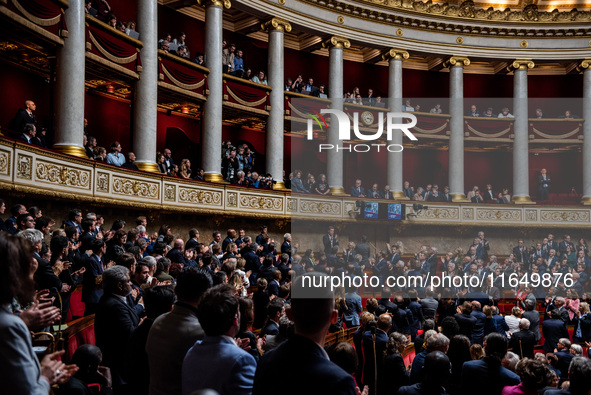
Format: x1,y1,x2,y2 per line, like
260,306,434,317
167,238,187,265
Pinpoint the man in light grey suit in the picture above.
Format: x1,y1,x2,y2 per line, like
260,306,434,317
182,284,257,395
147,267,212,395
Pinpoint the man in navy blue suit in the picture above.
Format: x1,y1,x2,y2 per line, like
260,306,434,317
460,332,520,395
362,313,391,394
253,272,357,395
554,338,574,384
95,266,140,392
82,238,106,315
182,284,257,395
542,309,569,353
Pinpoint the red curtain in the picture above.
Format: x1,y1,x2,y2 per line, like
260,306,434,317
160,58,206,86
16,0,61,19
88,25,138,59
225,80,268,103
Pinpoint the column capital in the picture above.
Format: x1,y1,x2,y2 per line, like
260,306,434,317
197,0,231,9
261,17,292,33
382,48,409,62
577,59,591,72
322,35,350,50
443,55,470,68
508,59,535,72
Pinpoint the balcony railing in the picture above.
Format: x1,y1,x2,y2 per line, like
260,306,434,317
0,0,67,42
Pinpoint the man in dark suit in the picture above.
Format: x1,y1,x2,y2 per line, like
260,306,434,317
354,235,371,267
18,123,37,144
554,338,574,384
398,352,451,395
281,233,291,257
261,299,284,336
253,272,357,395
166,239,187,265
471,190,484,203
185,228,200,251
10,99,37,133
382,185,394,200
522,299,540,342
82,238,106,316
513,239,530,265
460,333,520,395
350,179,366,197
95,265,140,392
558,234,575,256
542,309,569,352
508,318,536,359
362,313,391,394
403,181,413,199
538,168,551,201
483,184,495,202
547,234,559,255
440,186,452,202
322,226,339,255
455,301,477,339
470,301,487,345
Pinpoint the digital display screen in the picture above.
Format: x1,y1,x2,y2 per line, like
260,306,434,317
363,202,379,219
361,202,405,220
388,203,402,220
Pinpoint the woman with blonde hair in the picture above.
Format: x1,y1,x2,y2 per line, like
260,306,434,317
505,306,522,336
573,302,591,343
179,158,192,179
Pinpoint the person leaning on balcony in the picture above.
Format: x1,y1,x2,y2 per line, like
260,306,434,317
222,43,236,73
106,141,125,167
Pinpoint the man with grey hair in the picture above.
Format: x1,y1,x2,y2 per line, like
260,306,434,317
569,344,583,356
522,298,540,342
95,265,140,392
501,351,519,372
555,338,574,384
281,233,292,257
410,332,449,383
509,318,535,359
552,357,591,394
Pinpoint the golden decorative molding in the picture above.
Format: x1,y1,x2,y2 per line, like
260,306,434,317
322,35,351,49
179,187,223,205
135,162,160,173
512,195,536,204
112,176,160,199
337,15,345,24
203,173,225,183
299,199,342,215
395,28,403,37
52,145,88,158
240,194,283,211
508,59,535,72
0,151,10,176
36,162,91,189
443,55,470,68
382,48,410,62
520,40,528,48
329,186,347,195
261,16,292,32
11,0,61,26
577,59,591,73
300,0,591,25
16,154,32,180
451,194,469,202
85,14,143,48
197,0,231,9
161,64,205,91
456,37,464,45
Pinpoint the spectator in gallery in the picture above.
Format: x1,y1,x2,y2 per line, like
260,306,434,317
538,168,551,201
467,104,480,117
430,103,442,114
106,141,125,167
85,136,97,159
561,109,576,119
291,74,304,93
284,78,293,91
383,185,393,200
498,107,514,118
107,14,117,29
94,147,107,162
402,99,414,111
471,190,484,203
159,33,172,49
314,174,330,195
483,184,496,202
222,43,236,73
290,170,307,193
125,21,136,33
164,148,175,172
121,152,138,170
403,181,413,199
368,184,382,199
179,159,193,179
232,50,245,77
535,108,544,118
251,70,268,85
483,107,495,117
116,21,126,33
160,40,171,54
316,85,327,99
413,187,425,201
156,152,167,174
18,123,37,144
176,46,189,59
173,32,187,48
194,53,204,65
365,88,376,106
350,179,366,197
375,96,385,108
169,164,179,177
10,99,37,133
303,78,316,94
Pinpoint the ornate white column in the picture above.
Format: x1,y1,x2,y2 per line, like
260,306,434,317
510,59,535,204
323,36,350,195
444,56,470,202
132,0,158,172
263,17,291,190
53,0,86,157
383,48,409,200
199,0,230,182
581,59,591,205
